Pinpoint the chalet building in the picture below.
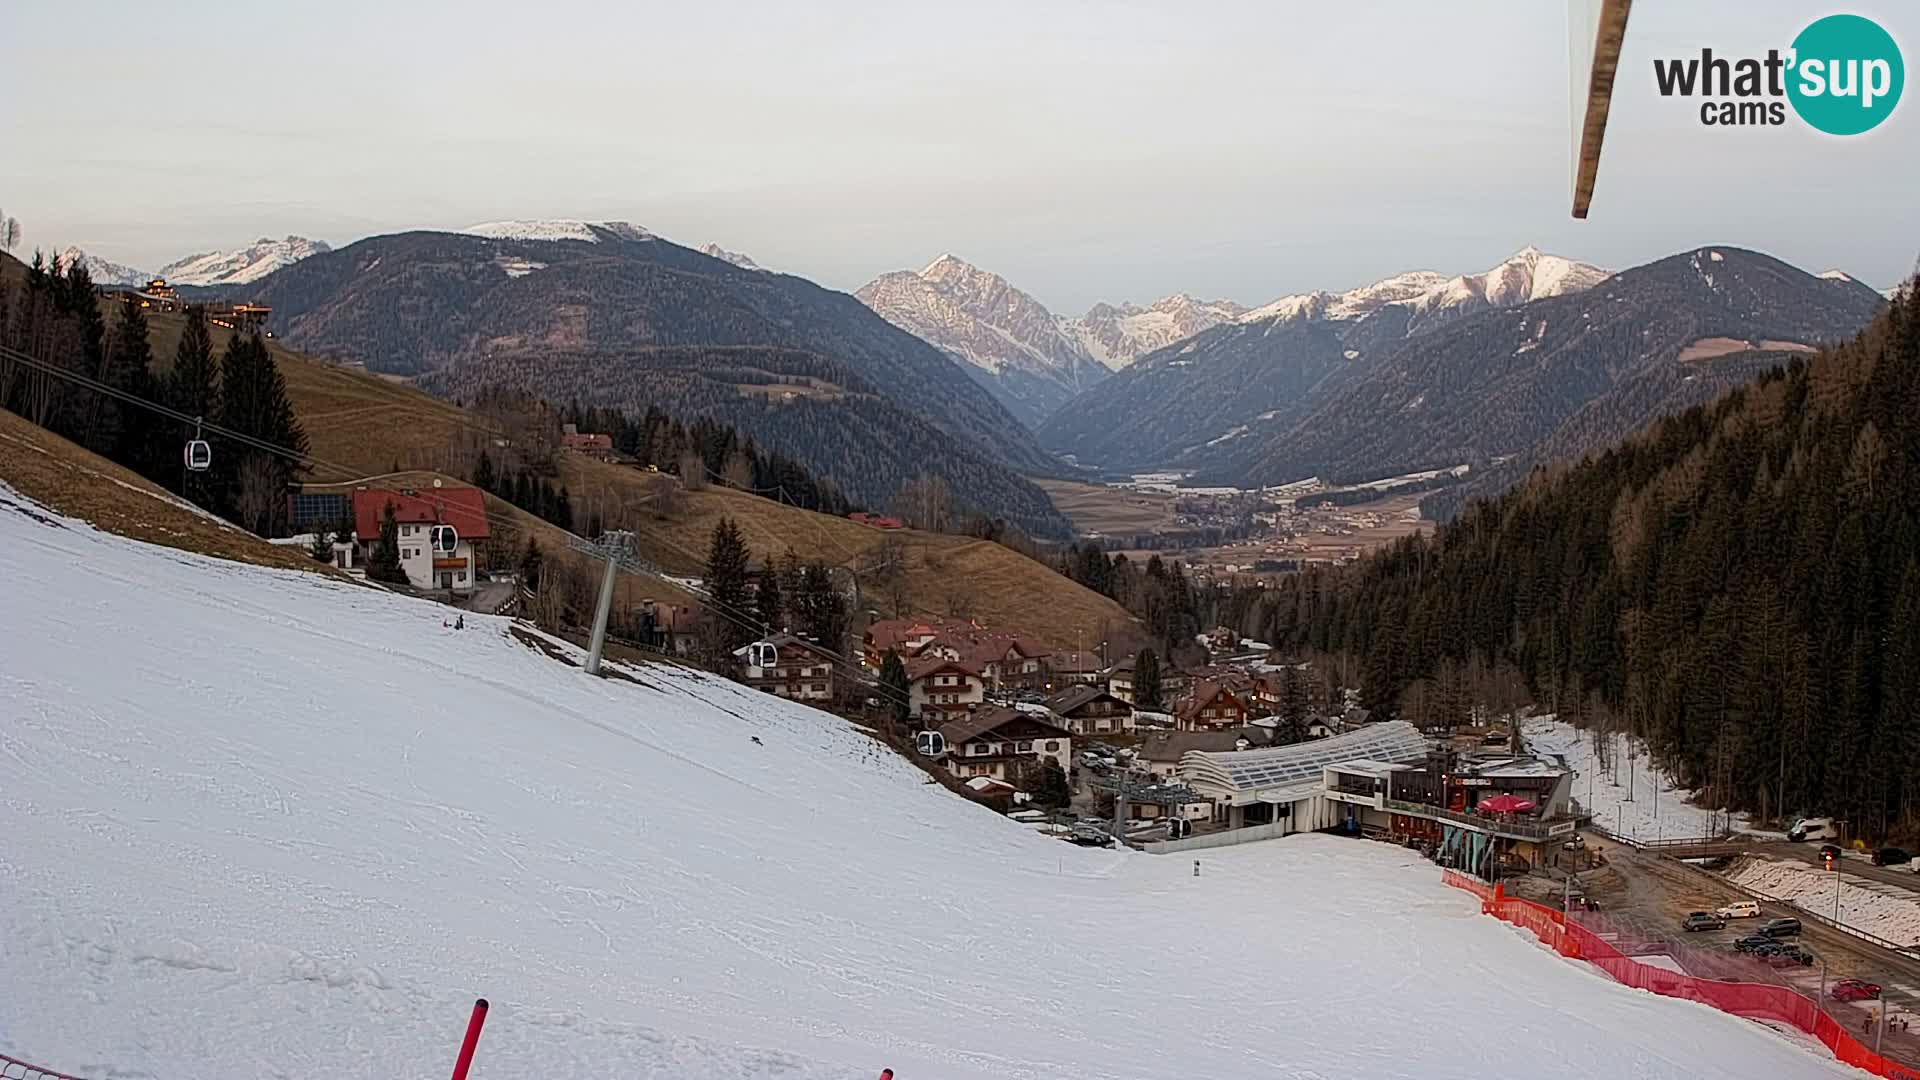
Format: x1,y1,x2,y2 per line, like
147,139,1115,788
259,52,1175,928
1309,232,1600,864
1045,685,1134,737
1140,728,1271,780
350,486,489,593
865,616,1049,692
1048,650,1105,689
634,598,701,657
1174,678,1252,732
1107,659,1135,704
907,657,987,721
560,423,615,459
847,512,903,529
864,617,967,668
733,633,837,702
937,706,1073,783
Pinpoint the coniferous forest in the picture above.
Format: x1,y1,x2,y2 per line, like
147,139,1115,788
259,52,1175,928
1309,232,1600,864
1,252,307,535
1238,284,1920,837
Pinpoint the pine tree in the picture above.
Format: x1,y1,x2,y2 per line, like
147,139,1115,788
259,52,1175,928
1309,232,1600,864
519,539,545,592
555,485,574,531
366,505,409,585
1134,648,1163,711
879,649,911,733
704,517,753,652
213,332,307,534
797,562,848,654
106,296,163,479
473,449,496,493
1030,759,1072,809
160,307,219,500
309,527,334,562
1278,666,1309,744
755,551,785,634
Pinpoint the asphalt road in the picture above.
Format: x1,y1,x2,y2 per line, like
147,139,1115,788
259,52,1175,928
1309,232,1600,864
1605,848,1920,1063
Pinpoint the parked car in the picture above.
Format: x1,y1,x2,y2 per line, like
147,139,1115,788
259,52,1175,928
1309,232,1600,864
1733,934,1775,953
1832,979,1883,1002
1682,911,1726,932
1716,900,1762,919
1764,945,1816,967
1066,821,1115,847
1874,847,1911,866
1790,817,1839,842
1758,917,1802,938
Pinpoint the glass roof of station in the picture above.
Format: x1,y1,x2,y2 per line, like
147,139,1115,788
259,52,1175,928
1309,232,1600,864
1182,721,1429,794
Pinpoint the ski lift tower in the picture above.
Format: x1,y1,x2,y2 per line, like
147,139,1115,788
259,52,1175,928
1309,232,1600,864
568,529,642,677
1089,773,1207,842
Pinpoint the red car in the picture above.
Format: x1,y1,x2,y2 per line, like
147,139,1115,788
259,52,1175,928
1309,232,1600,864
1832,979,1882,1002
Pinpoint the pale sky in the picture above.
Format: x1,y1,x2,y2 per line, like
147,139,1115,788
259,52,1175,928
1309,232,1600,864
3,1,1913,312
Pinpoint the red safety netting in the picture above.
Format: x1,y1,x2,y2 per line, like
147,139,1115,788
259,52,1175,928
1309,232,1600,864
1444,875,1920,1080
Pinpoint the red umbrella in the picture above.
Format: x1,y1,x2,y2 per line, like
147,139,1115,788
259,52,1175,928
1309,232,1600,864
1478,794,1536,814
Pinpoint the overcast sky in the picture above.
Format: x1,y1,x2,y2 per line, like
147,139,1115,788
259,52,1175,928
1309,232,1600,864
3,1,1912,311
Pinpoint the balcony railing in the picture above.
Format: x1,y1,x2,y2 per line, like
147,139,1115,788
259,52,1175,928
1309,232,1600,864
1383,799,1577,841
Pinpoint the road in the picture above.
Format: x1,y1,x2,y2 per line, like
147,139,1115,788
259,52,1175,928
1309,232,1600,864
1589,846,1920,1065
1762,839,1920,895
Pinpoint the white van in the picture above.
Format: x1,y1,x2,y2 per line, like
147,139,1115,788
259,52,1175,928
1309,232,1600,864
1716,900,1762,919
1789,817,1838,842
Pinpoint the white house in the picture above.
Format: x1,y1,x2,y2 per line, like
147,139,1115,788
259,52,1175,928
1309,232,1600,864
351,486,489,593
733,633,837,702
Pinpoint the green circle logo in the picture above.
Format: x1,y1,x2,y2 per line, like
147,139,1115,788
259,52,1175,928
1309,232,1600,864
1788,14,1903,135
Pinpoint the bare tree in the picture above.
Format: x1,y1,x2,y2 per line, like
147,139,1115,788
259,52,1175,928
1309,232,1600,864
0,213,20,254
723,449,753,490
679,451,708,491
236,453,283,535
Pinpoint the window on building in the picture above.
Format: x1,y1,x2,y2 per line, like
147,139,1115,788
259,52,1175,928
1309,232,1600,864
1017,741,1032,752
1044,740,1059,752
969,743,986,756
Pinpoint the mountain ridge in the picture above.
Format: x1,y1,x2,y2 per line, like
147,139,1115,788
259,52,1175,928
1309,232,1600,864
233,228,1072,536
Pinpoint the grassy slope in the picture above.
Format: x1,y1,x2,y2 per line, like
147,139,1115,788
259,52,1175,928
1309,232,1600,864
179,320,1136,647
0,408,338,576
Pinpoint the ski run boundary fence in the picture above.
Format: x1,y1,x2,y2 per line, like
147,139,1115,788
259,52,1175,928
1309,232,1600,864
1,1052,90,1080
1442,870,1920,1079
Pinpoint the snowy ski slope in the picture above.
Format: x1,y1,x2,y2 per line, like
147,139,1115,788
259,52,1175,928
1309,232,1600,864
0,485,1859,1079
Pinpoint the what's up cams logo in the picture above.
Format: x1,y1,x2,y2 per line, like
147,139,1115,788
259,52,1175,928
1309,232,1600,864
1654,13,1903,133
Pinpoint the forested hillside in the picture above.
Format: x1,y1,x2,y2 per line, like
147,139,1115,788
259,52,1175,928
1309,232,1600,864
426,346,1069,537
1247,282,1920,836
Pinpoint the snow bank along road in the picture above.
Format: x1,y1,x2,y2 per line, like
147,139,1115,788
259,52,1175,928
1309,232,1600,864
0,485,1862,1079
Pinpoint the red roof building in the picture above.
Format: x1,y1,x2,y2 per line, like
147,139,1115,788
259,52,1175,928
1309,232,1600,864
350,486,491,593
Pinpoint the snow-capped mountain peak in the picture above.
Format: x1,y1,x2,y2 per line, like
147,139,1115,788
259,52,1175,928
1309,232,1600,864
57,245,149,287
459,220,655,244
856,255,1109,427
158,236,332,286
1070,293,1248,369
700,243,764,271
1238,248,1607,329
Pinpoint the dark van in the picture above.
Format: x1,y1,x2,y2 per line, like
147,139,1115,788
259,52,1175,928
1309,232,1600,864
1759,917,1802,938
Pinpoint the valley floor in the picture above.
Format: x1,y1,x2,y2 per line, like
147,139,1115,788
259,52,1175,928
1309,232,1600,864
0,485,1862,1079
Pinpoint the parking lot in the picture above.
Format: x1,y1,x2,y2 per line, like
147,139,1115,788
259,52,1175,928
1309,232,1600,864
1511,843,1920,1065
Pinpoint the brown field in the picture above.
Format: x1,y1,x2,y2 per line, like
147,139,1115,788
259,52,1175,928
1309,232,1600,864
0,408,340,576
1035,478,1176,535
112,305,1139,649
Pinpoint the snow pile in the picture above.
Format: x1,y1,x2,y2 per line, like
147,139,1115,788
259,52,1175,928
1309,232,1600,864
1728,858,1920,946
1524,716,1745,841
0,486,1861,1079
159,236,331,286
